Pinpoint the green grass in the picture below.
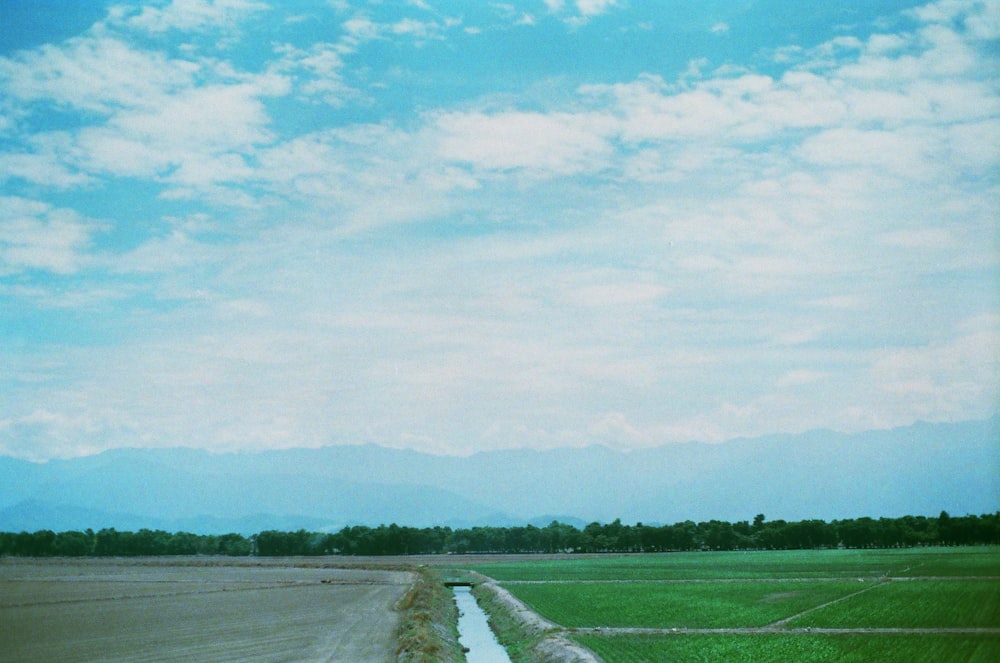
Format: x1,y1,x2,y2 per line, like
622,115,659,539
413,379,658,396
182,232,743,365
468,547,1000,582
573,633,1000,663
503,581,866,628
791,580,1000,628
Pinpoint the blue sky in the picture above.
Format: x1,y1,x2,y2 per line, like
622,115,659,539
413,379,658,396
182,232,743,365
1,0,998,461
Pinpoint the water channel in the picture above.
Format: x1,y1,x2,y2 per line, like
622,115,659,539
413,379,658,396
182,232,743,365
452,586,512,663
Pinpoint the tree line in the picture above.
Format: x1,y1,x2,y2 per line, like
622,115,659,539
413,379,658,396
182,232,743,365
1,511,997,558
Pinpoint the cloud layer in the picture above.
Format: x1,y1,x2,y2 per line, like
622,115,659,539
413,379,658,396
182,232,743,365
1,0,997,460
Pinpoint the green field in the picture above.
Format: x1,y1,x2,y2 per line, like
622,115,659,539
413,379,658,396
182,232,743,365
466,547,1000,662
574,633,1000,663
499,581,867,628
789,580,1000,628
470,546,1000,581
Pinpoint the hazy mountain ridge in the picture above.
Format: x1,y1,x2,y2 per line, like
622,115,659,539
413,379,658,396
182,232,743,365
2,417,996,534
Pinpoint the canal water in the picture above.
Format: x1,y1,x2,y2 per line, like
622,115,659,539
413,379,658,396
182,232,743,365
453,586,512,663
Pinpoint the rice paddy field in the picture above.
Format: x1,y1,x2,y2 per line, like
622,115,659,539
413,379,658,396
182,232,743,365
466,547,1000,663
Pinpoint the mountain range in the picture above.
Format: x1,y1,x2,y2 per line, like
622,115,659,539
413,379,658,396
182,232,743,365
1,417,997,534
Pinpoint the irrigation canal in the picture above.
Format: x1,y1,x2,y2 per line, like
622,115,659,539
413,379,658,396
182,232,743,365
452,585,512,663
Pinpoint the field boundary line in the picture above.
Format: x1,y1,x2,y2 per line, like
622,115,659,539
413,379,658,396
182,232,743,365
765,579,885,629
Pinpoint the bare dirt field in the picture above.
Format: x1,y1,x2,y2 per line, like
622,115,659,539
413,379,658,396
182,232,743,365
0,557,413,663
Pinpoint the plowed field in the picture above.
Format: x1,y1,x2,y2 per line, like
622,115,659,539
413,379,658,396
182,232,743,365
0,558,412,663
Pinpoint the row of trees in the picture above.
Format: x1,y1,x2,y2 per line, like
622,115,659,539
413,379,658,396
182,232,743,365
2,512,997,558
0,528,252,558
312,512,1000,555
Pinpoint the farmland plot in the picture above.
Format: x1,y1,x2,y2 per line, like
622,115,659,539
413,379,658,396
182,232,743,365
788,579,1000,629
0,558,412,663
469,546,1000,582
466,547,1000,663
501,581,866,629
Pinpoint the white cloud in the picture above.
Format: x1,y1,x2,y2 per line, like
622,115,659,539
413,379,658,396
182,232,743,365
2,27,289,198
576,0,617,17
341,16,380,45
589,411,649,447
0,138,93,188
0,197,101,275
570,282,669,308
864,316,1000,426
120,0,270,33
252,124,477,228
585,72,847,144
1,0,997,459
878,227,956,249
65,76,286,198
540,0,619,25
866,33,908,54
963,1,1000,39
336,12,461,52
391,17,452,39
434,110,616,175
796,127,938,178
0,408,116,461
946,118,1000,169
0,36,198,113
908,0,1000,38
275,42,354,105
776,370,829,388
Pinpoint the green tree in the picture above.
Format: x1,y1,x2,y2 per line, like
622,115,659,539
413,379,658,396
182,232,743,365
52,530,91,556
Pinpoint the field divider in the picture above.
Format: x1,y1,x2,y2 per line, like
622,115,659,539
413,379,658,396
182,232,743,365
500,577,892,585
765,579,886,629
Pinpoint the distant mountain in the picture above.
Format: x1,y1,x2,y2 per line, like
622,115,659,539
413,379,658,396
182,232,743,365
1,417,996,533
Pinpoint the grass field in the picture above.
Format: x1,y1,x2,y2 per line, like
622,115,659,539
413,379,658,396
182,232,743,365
465,547,1000,663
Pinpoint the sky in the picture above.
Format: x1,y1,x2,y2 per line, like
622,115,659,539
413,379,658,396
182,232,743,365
1,0,998,462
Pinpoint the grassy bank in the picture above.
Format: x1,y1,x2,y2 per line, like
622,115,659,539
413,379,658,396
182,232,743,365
395,566,465,663
471,581,553,663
